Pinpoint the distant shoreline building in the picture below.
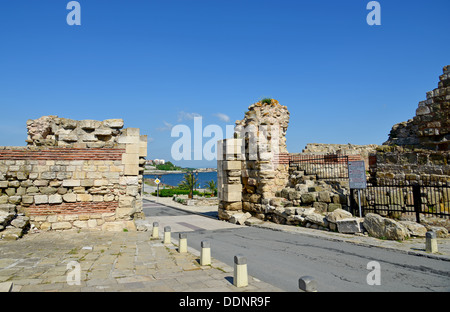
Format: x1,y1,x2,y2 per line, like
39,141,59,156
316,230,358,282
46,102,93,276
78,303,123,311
146,159,165,165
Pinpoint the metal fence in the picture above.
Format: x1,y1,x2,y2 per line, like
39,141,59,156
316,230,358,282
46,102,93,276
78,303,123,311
350,177,450,221
289,154,349,181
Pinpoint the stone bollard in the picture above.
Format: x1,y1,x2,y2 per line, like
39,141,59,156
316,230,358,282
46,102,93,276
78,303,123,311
152,222,159,239
200,240,211,266
164,226,171,245
425,231,438,253
299,276,318,292
179,233,188,253
233,254,248,288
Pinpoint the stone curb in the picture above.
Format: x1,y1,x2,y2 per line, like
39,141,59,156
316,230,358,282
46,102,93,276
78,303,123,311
251,223,450,262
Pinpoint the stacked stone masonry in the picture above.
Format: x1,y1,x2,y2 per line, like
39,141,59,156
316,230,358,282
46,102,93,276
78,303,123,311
301,143,378,170
384,65,450,151
217,68,450,240
0,116,147,239
218,99,291,221
369,146,450,184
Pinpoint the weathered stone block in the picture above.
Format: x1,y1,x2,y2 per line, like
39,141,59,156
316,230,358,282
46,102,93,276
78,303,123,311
5,188,15,196
40,222,52,231
52,222,72,230
301,193,316,205
63,180,81,187
49,194,63,204
336,218,364,234
0,196,9,205
77,194,93,202
6,196,21,206
101,221,126,232
11,216,30,229
26,186,39,194
363,213,409,240
327,203,342,212
118,195,134,208
398,221,427,237
326,208,353,223
34,195,48,205
224,161,242,171
229,212,252,225
222,201,243,211
63,193,77,203
0,204,16,213
305,213,328,227
318,191,331,203
79,119,101,130
73,220,88,228
1,228,23,240
223,184,242,193
40,172,56,180
103,119,124,128
39,187,58,195
313,202,328,214
222,191,242,202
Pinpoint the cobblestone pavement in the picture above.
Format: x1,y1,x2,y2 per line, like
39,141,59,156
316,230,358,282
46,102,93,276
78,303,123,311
0,230,282,292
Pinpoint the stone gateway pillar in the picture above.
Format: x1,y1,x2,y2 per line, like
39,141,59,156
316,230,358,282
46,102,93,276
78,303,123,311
217,99,290,221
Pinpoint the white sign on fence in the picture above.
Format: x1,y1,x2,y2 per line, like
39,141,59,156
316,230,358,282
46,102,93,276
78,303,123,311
348,161,367,189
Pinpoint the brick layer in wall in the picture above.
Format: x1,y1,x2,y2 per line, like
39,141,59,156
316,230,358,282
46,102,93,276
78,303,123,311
0,148,125,161
25,201,118,215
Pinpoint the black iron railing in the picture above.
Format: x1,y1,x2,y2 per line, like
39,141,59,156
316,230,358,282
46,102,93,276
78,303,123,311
350,177,450,221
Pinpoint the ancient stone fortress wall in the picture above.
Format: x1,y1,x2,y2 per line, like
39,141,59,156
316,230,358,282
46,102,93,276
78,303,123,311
301,143,378,170
217,67,450,240
217,99,291,221
0,116,147,239
369,145,450,184
373,65,450,183
384,65,450,151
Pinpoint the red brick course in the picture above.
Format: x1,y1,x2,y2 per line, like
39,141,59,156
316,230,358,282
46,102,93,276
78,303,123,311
0,148,125,161
25,201,118,215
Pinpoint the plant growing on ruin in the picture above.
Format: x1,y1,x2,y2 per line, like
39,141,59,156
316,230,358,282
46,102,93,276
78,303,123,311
260,98,272,105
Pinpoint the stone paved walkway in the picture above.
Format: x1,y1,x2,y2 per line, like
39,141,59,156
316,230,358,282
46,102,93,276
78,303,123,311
0,230,282,292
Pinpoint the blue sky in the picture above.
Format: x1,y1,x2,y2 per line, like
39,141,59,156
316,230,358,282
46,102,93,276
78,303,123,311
0,0,449,168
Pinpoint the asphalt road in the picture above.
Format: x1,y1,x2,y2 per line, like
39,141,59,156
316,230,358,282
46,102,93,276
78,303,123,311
143,201,450,292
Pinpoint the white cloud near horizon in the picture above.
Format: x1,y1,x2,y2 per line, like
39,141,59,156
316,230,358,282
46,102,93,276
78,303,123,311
177,111,202,122
213,113,230,122
156,121,174,132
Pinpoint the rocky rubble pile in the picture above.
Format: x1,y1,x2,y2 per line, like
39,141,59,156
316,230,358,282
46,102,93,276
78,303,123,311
0,206,30,240
227,175,449,240
228,205,448,240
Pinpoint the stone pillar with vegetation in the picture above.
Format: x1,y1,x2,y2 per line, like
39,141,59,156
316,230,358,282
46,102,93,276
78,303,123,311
217,99,290,222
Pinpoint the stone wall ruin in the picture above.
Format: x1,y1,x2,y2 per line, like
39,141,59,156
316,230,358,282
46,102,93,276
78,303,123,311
0,116,147,239
217,66,450,239
217,99,290,221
